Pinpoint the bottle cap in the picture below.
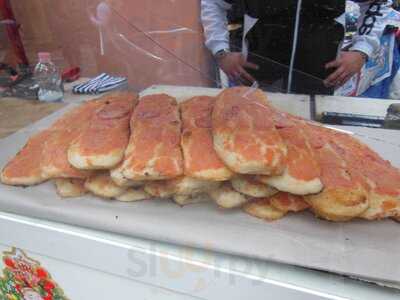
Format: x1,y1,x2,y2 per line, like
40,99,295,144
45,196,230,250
38,52,51,63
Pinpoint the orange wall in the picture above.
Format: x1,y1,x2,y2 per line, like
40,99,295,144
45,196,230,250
10,0,215,90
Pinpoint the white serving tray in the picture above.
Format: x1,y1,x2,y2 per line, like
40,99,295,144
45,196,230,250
0,86,399,287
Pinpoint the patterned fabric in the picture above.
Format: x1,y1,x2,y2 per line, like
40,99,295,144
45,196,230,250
350,0,393,57
72,73,127,94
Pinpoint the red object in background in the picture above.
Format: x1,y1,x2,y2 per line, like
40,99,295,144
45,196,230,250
62,67,80,82
0,0,29,66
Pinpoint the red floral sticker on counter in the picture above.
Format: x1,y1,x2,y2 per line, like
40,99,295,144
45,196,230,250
0,248,68,300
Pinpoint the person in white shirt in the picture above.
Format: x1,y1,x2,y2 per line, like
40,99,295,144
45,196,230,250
201,0,393,94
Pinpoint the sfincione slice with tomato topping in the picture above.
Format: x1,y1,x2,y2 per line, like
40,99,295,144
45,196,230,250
121,94,184,181
269,192,310,213
208,182,249,208
231,175,278,198
304,141,369,222
68,92,137,170
356,161,400,220
115,188,151,202
173,193,211,206
325,129,400,220
212,87,287,176
1,130,52,185
243,192,308,221
180,96,233,181
42,128,92,179
110,163,144,188
41,96,114,179
54,178,87,198
144,176,220,203
84,172,127,198
1,93,127,185
304,123,400,220
258,123,323,195
243,197,286,221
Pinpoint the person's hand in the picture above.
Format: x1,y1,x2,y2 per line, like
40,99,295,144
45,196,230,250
324,51,367,88
217,52,259,84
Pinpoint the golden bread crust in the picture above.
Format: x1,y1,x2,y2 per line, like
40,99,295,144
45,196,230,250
122,94,183,180
212,87,287,175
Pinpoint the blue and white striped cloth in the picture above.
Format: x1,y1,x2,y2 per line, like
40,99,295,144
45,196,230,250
72,73,127,94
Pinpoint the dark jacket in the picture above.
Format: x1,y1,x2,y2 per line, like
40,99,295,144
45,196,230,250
224,0,345,23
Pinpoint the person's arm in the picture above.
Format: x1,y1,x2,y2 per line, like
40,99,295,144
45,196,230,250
351,0,393,58
325,1,392,87
200,0,258,83
200,0,232,55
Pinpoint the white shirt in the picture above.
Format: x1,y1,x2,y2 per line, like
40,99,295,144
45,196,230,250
200,0,393,58
200,0,232,55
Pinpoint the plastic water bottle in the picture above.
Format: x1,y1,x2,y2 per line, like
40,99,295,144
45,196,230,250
33,52,63,102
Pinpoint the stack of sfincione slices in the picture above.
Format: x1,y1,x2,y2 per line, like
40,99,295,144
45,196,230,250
1,87,400,223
